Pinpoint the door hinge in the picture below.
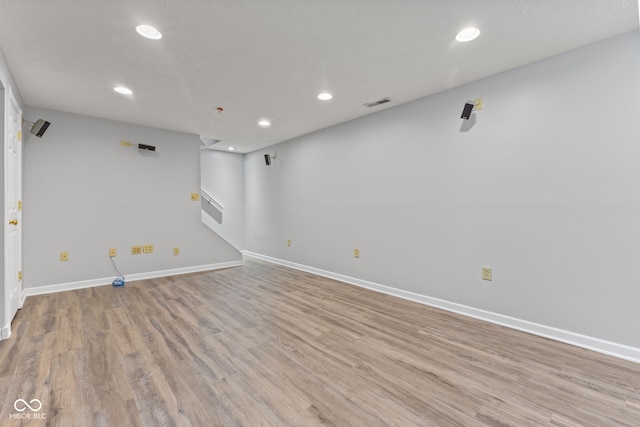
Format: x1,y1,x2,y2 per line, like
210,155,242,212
18,271,22,281
18,200,22,211
17,131,21,141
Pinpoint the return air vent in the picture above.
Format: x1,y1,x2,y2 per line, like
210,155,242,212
364,97,391,108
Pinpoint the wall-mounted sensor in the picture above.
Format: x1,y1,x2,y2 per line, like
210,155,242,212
461,102,474,120
138,143,156,151
23,118,51,138
264,153,278,166
31,119,51,137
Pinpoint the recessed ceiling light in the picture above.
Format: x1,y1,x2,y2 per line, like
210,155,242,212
114,86,133,95
228,146,235,151
317,92,333,100
136,24,162,40
456,27,480,42
258,120,271,127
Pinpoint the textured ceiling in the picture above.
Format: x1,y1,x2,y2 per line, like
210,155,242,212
0,0,638,153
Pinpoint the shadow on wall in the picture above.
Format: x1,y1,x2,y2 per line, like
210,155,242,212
459,112,477,132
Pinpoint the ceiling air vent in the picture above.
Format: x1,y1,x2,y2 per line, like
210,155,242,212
364,97,391,108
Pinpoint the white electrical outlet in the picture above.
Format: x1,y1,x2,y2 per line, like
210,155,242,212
482,266,492,281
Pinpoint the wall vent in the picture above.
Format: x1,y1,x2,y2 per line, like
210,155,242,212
364,97,391,108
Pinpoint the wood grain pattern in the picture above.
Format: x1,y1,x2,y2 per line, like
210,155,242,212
0,259,639,426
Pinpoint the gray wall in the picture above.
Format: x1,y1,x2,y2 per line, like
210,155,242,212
245,31,640,348
23,107,241,288
200,149,245,250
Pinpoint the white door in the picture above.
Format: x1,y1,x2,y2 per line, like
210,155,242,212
3,87,22,338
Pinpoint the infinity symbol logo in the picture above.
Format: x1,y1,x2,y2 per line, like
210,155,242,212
14,399,42,412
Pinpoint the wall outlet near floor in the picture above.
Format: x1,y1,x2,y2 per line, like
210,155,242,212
482,266,492,281
143,244,154,254
131,246,142,255
60,252,69,262
109,248,117,257
191,193,200,201
354,248,360,258
287,239,291,247
173,247,180,255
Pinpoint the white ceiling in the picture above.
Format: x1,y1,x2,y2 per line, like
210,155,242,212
0,1,638,153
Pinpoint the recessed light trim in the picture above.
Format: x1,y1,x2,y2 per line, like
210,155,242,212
136,24,162,40
114,86,133,95
258,120,271,127
317,92,333,100
456,27,480,42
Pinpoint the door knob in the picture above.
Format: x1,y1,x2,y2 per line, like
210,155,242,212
8,219,18,225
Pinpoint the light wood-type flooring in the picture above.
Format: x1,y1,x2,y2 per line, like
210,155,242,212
0,259,639,426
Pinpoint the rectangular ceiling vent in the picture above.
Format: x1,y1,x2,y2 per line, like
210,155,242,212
364,97,391,108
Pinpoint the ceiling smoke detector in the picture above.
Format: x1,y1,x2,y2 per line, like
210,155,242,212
364,97,391,108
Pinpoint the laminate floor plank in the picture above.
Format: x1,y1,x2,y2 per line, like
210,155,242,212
48,349,94,427
89,398,146,427
120,351,180,427
0,260,639,426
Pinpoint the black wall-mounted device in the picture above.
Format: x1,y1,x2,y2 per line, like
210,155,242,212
461,102,474,120
138,144,156,152
31,119,51,138
264,154,271,165
461,102,475,120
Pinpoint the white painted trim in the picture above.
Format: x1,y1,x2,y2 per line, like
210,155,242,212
24,260,244,297
243,251,640,364
0,323,11,340
19,289,25,308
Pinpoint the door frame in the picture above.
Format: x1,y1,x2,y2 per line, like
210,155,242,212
2,85,23,340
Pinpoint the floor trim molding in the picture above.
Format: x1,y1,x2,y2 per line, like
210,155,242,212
0,323,11,340
243,251,640,364
24,260,245,297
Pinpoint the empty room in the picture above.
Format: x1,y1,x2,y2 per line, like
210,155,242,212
1,1,639,426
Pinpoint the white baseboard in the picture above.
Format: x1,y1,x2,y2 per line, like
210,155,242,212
19,290,26,308
0,323,11,340
243,251,640,364
24,260,244,297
